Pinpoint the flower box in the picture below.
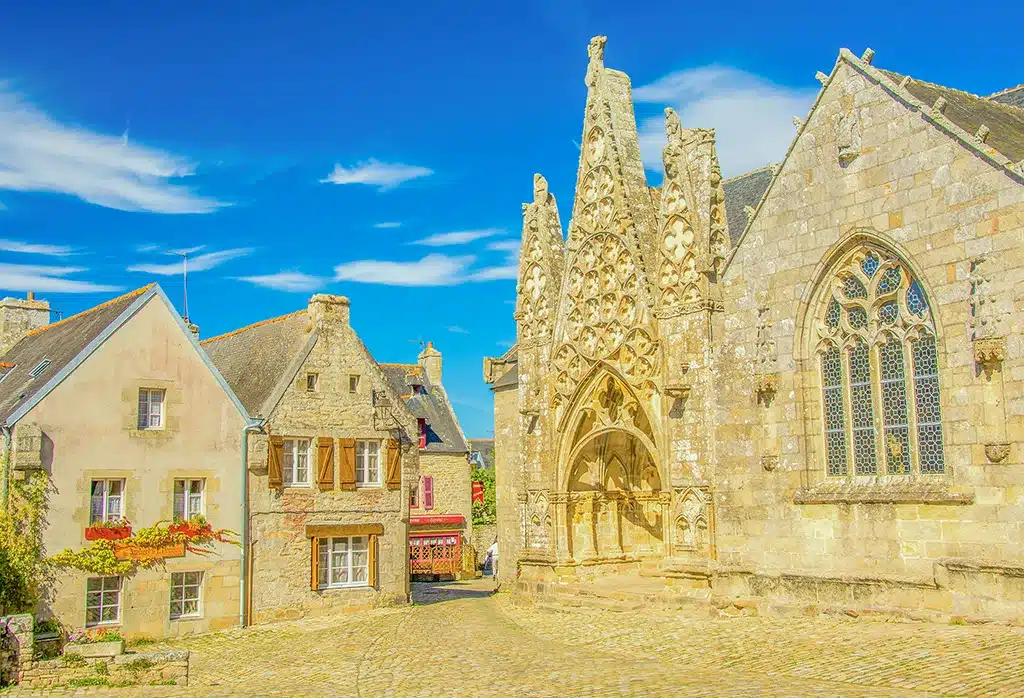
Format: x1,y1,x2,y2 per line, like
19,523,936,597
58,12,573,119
113,540,186,562
65,640,124,658
169,522,212,538
84,524,132,541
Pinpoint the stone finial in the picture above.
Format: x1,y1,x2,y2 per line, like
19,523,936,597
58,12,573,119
815,71,829,85
861,48,875,64
792,116,804,129
585,35,607,86
974,124,990,143
743,205,756,221
899,75,912,89
665,107,683,144
533,174,549,205
933,97,948,114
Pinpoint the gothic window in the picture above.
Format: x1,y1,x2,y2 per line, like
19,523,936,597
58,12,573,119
815,246,944,476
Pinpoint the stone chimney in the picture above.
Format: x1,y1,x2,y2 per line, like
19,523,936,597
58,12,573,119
185,319,200,340
307,294,350,332
0,293,51,355
418,341,442,387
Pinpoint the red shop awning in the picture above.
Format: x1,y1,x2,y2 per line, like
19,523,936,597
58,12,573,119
410,515,465,526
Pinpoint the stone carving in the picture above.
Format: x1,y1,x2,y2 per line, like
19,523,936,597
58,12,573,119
815,71,829,85
527,490,552,548
672,487,711,554
974,336,1006,379
836,107,861,165
761,455,779,472
708,160,729,276
533,173,549,205
585,35,607,86
969,255,1000,341
985,442,1011,464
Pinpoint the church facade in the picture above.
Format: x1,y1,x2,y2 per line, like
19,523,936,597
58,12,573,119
485,37,1024,620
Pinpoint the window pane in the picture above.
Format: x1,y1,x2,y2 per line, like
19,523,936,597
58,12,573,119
90,487,105,525
318,539,329,588
171,585,183,601
186,571,202,586
87,577,102,593
103,576,120,592
879,339,911,475
821,347,848,476
106,494,122,520
170,601,182,618
101,604,117,622
137,390,149,429
283,443,295,485
877,267,902,295
848,340,877,475
843,276,867,299
913,336,945,473
86,607,101,624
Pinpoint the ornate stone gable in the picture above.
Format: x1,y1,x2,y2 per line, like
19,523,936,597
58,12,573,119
515,174,565,349
550,37,662,420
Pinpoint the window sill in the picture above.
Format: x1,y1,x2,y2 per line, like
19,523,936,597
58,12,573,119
169,615,203,622
356,484,383,490
794,480,974,505
318,583,372,592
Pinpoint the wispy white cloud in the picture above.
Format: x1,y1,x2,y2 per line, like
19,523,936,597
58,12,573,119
448,326,469,334
467,265,518,281
0,238,75,256
236,271,324,292
167,245,206,256
334,254,473,287
0,83,227,213
411,229,503,247
633,66,816,178
320,159,432,191
373,221,402,229
496,340,514,348
134,243,162,253
0,263,120,293
127,247,252,275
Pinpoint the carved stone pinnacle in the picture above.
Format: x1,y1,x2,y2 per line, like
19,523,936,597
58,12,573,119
861,48,875,64
815,71,829,85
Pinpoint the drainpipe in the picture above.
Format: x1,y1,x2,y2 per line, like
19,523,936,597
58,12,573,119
1,425,11,509
239,420,263,628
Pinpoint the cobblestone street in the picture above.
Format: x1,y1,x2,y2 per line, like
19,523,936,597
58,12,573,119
7,580,1024,697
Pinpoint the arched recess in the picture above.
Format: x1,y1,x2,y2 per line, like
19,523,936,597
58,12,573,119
554,364,667,560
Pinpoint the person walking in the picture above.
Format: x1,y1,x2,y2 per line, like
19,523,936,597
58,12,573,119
485,539,499,587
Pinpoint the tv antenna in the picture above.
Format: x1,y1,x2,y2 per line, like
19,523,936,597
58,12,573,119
168,249,192,323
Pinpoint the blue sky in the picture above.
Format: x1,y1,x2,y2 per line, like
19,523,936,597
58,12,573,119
1,1,1021,438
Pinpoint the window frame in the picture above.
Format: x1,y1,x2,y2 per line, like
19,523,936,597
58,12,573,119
169,571,204,620
349,375,360,394
355,440,382,488
317,536,370,590
85,576,122,627
173,479,206,521
812,246,945,480
137,388,166,430
306,373,318,392
282,438,312,487
89,479,126,525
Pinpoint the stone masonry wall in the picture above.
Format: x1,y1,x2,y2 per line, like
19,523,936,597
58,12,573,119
492,384,522,580
716,56,1024,598
248,297,419,623
411,453,472,535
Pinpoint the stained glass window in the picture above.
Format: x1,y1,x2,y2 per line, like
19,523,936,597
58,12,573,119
817,246,944,477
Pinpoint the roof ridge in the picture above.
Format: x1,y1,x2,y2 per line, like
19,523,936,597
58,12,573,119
987,83,1024,99
24,284,154,338
893,73,1024,117
200,309,307,345
378,362,417,368
723,163,778,184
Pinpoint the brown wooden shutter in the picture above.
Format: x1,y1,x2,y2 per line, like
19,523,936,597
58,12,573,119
268,435,284,489
368,535,377,588
339,438,356,491
310,537,320,591
385,439,401,490
316,437,335,490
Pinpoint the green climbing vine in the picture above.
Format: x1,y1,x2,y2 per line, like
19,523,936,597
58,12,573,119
0,469,51,614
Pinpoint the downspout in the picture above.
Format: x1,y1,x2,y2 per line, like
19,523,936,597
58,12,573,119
1,425,11,509
239,420,263,628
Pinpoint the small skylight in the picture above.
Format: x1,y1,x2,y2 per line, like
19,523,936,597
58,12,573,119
28,359,51,378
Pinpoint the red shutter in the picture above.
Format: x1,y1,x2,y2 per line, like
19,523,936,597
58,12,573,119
417,419,427,449
424,475,434,510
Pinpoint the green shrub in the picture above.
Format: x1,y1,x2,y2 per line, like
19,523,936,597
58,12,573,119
122,657,154,672
94,661,109,676
150,679,177,686
126,635,157,649
61,653,86,667
471,460,496,526
67,677,110,687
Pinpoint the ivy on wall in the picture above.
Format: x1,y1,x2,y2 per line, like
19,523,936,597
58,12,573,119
0,470,51,615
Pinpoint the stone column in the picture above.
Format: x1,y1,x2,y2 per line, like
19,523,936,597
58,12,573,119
580,493,598,559
551,492,571,563
610,492,625,557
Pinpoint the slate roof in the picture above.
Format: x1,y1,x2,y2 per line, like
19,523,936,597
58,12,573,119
468,439,494,469
201,310,311,417
0,286,152,424
723,165,775,246
380,363,469,454
881,70,1024,164
988,85,1024,109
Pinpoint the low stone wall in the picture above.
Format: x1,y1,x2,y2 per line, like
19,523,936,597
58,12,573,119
0,614,33,686
18,650,189,689
472,524,497,565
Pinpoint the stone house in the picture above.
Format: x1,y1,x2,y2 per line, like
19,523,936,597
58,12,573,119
0,285,252,637
469,439,494,470
485,37,1024,620
381,343,473,579
202,295,420,623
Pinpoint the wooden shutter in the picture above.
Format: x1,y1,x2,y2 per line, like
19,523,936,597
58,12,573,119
316,437,335,490
424,475,434,510
310,537,320,591
385,439,401,490
339,438,357,491
268,436,284,489
368,535,377,588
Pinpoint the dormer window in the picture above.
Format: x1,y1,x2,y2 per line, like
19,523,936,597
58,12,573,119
411,384,426,395
28,359,51,378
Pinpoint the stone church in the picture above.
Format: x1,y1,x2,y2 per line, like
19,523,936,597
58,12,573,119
484,37,1024,620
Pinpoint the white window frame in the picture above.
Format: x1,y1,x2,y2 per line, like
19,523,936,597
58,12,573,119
86,576,121,627
306,373,318,392
137,388,165,430
90,479,125,525
318,536,370,589
173,479,205,521
283,438,312,487
349,375,360,393
169,571,203,620
355,440,381,487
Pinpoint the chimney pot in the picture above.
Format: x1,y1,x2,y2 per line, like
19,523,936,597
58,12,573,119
418,341,443,386
26,291,34,300
0,294,51,355
308,294,351,331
